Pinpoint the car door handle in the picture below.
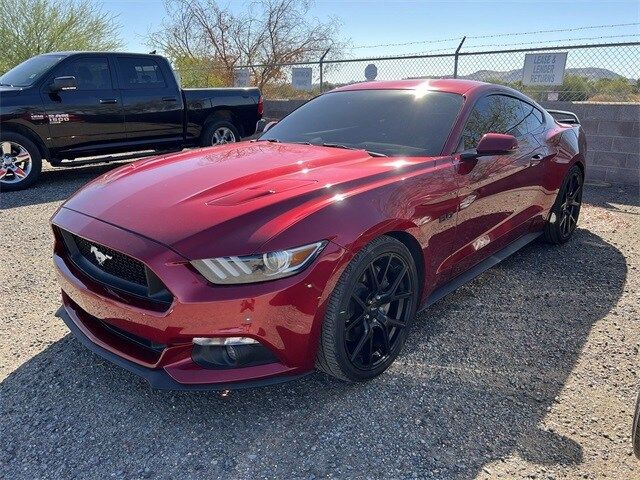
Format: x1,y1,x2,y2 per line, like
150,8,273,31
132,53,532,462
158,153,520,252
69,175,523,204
162,96,178,102
99,98,118,104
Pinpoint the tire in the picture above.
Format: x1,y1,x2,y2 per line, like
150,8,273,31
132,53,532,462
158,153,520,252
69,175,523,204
544,164,583,245
0,132,43,191
316,235,419,382
200,120,240,147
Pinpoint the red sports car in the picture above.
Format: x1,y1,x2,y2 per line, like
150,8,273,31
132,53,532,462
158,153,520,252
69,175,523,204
52,79,586,389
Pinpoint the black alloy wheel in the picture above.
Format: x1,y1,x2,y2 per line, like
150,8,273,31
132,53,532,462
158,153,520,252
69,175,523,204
345,253,414,370
545,165,583,244
558,168,583,239
316,235,419,381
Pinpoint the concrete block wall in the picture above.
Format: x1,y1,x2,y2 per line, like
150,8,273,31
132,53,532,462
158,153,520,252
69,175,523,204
539,102,639,187
264,99,640,187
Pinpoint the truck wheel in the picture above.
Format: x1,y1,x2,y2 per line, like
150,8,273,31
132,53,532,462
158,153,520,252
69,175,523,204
201,120,240,147
1,132,42,191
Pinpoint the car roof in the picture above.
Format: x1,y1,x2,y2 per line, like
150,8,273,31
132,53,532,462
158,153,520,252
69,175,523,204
331,79,487,95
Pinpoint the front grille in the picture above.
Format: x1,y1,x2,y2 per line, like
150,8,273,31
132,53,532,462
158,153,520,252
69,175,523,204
56,227,172,311
72,234,148,286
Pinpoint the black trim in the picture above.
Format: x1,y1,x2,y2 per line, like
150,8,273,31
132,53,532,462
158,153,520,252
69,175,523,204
423,232,541,309
98,320,166,354
55,227,172,311
192,343,278,369
56,306,310,391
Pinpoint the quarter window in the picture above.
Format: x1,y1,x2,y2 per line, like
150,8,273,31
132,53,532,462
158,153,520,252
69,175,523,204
520,101,545,134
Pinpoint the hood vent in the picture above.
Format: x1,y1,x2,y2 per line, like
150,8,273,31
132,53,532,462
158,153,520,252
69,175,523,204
206,179,317,206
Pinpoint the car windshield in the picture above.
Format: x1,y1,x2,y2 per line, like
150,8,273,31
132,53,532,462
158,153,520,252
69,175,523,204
0,54,66,87
259,89,464,157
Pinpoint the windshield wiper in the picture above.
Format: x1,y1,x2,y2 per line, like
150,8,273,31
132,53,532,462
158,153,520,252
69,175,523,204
321,143,387,157
0,82,14,87
256,138,280,143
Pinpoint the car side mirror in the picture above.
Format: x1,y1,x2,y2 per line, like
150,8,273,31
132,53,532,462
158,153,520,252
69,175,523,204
50,76,77,92
460,133,518,160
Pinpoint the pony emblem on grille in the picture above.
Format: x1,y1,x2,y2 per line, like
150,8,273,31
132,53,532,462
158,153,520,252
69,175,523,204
90,245,113,266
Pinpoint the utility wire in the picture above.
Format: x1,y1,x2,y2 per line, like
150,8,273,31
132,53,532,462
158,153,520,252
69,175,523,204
401,33,640,56
350,22,640,50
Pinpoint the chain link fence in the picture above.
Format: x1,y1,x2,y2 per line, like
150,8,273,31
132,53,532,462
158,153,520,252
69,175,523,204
175,41,640,102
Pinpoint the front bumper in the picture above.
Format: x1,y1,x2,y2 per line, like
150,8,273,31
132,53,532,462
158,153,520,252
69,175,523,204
56,305,309,390
52,207,348,390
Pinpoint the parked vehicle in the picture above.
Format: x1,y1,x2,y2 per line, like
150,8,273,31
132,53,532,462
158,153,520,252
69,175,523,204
52,79,586,390
0,52,263,190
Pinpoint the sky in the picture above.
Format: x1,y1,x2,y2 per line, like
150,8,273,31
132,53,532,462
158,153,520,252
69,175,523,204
102,0,639,56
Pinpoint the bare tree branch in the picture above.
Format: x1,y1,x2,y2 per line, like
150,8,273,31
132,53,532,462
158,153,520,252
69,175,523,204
148,0,345,89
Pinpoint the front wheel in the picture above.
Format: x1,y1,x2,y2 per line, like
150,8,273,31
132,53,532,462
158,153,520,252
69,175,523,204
0,132,42,191
544,165,583,244
316,236,419,382
200,120,239,147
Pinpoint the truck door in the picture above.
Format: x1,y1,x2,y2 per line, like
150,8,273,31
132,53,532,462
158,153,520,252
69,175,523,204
114,56,184,145
41,56,124,155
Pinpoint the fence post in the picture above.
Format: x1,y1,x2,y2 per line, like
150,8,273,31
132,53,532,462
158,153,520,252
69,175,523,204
453,36,466,78
319,48,331,92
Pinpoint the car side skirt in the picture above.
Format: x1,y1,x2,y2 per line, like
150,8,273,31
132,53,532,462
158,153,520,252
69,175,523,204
422,232,542,310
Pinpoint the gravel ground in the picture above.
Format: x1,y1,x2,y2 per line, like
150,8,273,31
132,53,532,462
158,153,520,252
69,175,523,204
1,164,639,479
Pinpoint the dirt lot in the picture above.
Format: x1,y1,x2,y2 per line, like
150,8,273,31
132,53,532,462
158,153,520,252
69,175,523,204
1,164,639,479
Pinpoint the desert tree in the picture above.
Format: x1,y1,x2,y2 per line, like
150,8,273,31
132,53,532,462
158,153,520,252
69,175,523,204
148,0,344,89
0,0,122,73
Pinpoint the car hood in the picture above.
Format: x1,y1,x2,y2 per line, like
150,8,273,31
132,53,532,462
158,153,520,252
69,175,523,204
62,142,424,259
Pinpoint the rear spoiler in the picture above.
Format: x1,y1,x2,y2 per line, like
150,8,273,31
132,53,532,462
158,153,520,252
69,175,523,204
547,109,580,125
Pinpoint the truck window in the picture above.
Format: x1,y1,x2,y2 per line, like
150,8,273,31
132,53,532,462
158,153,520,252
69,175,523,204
116,57,167,89
53,58,112,90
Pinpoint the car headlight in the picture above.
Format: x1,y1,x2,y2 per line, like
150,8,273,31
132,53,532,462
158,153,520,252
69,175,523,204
191,241,327,285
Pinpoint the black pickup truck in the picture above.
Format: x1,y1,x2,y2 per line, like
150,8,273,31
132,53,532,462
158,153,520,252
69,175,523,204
0,52,263,190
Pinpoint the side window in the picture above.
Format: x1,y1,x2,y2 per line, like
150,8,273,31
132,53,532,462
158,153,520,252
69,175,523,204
116,57,166,89
520,100,545,134
54,58,112,90
460,95,526,150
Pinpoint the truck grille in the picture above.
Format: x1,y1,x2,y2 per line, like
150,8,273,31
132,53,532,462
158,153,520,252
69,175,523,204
56,227,172,311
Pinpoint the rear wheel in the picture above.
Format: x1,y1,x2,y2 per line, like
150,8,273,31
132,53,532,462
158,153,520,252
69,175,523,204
0,132,42,191
316,236,419,381
200,120,239,147
544,165,583,244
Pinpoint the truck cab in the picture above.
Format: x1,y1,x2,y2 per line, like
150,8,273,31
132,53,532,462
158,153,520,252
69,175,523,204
0,52,263,190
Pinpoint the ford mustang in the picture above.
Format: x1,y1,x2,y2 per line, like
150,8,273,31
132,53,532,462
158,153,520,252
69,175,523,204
52,79,586,389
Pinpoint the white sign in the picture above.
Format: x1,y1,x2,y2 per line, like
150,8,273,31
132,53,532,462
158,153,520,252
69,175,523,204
234,69,250,87
292,67,313,91
522,52,568,86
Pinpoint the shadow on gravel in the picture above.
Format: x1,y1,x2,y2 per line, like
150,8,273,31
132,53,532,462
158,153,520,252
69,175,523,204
1,229,627,479
0,163,124,209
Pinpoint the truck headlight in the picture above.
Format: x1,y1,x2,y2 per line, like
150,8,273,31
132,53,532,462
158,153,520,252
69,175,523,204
191,241,327,285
